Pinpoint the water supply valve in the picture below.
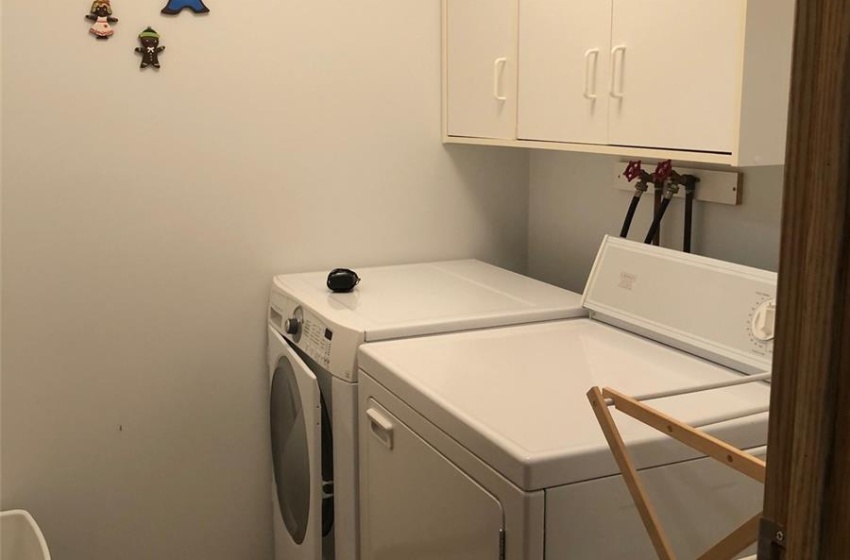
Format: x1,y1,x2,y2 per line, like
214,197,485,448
624,160,643,182
653,160,673,186
623,160,651,193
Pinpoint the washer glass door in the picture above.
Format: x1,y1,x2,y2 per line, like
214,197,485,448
270,331,322,559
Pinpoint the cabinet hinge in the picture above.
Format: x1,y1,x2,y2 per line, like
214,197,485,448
757,517,786,560
498,528,505,560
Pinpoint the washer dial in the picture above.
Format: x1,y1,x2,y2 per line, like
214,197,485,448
751,299,777,342
284,306,304,342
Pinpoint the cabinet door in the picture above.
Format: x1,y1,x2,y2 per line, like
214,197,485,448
446,0,518,139
608,0,745,153
360,399,504,560
518,0,613,144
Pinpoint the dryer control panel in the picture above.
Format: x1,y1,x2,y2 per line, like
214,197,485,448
583,237,777,374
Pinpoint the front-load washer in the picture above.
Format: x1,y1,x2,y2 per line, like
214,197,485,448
267,260,586,560
357,237,775,560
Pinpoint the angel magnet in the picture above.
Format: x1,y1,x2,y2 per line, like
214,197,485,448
86,0,118,39
135,27,165,69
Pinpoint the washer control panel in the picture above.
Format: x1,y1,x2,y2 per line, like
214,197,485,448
299,311,333,370
746,294,776,360
271,301,332,369
584,237,778,373
269,288,364,381
284,306,304,341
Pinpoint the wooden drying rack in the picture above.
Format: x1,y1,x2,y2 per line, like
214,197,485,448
586,372,771,560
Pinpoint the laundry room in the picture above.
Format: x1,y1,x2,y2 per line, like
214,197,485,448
1,1,846,560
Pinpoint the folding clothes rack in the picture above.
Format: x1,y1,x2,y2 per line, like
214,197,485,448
586,373,771,560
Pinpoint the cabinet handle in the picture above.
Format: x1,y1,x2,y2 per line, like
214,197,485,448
584,48,600,100
493,57,508,101
367,407,394,450
610,45,627,99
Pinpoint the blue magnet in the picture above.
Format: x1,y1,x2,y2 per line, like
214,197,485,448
161,0,209,15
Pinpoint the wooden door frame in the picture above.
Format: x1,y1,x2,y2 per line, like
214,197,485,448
760,0,850,558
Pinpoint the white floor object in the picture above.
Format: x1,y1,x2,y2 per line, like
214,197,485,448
0,510,51,560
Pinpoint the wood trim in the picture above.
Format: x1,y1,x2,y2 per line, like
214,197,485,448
761,0,850,557
823,304,850,555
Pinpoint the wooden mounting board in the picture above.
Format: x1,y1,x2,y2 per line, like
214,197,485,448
611,161,742,206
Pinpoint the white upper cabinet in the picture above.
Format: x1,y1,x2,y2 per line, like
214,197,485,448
443,0,795,166
518,0,613,144
445,0,518,139
608,0,744,154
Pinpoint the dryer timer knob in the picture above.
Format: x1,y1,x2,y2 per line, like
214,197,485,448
284,317,301,336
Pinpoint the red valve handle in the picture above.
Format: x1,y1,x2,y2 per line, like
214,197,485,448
653,160,673,183
623,160,642,182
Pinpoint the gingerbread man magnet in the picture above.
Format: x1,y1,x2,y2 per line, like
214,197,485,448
135,27,165,69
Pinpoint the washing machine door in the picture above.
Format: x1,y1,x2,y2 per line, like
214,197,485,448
270,329,322,560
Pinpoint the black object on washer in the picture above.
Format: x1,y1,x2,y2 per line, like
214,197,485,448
326,268,361,293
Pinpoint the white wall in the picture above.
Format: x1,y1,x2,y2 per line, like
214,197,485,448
0,1,529,559
528,151,784,292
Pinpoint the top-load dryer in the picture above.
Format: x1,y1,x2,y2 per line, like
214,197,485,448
267,259,586,560
357,238,776,560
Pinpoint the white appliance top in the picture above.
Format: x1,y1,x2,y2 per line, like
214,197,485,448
358,319,770,491
273,260,585,342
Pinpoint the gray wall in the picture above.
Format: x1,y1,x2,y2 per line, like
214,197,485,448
0,1,529,559
528,151,784,292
